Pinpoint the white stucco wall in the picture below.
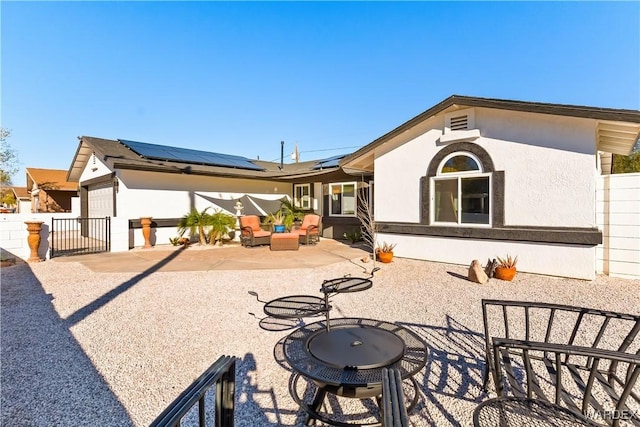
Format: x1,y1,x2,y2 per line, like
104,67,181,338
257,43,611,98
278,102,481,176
0,211,80,261
373,107,601,279
378,233,596,280
115,169,290,219
375,109,597,228
79,154,113,182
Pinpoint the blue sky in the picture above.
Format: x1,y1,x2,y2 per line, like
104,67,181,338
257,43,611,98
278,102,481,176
2,1,639,187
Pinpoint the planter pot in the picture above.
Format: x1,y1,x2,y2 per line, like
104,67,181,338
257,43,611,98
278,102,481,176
140,217,153,249
24,221,44,262
377,251,394,263
495,267,517,281
274,225,286,233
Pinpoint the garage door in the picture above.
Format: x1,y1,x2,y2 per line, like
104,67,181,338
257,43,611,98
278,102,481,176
88,181,114,218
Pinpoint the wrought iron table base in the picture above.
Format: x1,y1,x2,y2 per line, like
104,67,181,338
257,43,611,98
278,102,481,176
289,373,420,427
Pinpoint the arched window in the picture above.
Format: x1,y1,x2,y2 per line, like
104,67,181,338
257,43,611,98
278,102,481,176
431,152,491,225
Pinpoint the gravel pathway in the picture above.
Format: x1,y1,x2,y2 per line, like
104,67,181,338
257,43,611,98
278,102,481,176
2,254,639,426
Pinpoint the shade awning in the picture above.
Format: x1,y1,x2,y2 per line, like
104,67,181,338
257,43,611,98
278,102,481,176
196,193,288,216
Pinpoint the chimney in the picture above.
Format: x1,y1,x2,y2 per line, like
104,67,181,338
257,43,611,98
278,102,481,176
280,140,284,170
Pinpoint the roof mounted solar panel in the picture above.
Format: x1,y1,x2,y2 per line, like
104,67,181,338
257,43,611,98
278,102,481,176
119,139,265,171
312,154,346,170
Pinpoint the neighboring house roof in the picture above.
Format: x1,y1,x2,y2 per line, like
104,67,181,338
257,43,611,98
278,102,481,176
11,187,29,200
340,95,640,173
26,168,78,192
68,136,347,182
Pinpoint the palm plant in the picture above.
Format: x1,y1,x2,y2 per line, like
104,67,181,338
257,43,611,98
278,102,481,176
207,211,237,245
280,198,305,224
177,208,213,245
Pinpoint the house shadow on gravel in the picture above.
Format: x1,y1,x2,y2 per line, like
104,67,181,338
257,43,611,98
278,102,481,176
398,316,488,427
0,262,133,426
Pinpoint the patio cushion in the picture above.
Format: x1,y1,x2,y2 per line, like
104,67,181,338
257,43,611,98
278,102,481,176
240,215,270,237
295,214,320,235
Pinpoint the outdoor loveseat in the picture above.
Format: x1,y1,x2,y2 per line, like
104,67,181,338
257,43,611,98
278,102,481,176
477,299,640,427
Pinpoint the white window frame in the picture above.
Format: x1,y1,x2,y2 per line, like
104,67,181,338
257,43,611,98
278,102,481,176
294,184,311,210
430,152,492,227
329,181,357,217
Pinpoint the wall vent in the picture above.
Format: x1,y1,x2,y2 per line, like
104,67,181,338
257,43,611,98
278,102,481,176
444,108,476,134
449,115,469,131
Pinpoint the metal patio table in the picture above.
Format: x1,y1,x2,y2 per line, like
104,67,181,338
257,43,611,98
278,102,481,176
282,317,427,427
262,295,329,319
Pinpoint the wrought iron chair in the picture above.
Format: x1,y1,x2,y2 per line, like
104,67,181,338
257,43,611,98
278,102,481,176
477,299,640,426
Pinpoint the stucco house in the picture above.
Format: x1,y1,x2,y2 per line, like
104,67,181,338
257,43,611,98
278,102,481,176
10,187,31,213
25,168,77,213
67,137,363,247
340,95,640,280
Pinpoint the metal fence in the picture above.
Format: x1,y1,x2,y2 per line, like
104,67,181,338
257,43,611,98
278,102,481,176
50,217,111,258
150,355,236,427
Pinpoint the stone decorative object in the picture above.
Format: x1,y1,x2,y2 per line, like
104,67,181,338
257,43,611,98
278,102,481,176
468,259,489,284
24,221,45,262
140,217,153,249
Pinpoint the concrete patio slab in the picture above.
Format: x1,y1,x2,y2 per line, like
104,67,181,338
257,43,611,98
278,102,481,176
50,238,370,273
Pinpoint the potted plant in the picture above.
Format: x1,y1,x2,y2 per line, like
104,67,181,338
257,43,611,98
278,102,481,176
266,210,287,233
376,241,397,263
494,254,518,281
280,199,305,229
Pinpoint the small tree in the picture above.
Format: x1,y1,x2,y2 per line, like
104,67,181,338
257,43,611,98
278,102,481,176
0,129,19,205
613,140,640,173
356,181,377,266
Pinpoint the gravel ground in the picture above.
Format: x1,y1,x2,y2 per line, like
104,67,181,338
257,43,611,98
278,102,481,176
2,254,639,426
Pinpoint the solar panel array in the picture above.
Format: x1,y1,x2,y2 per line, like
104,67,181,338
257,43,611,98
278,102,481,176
119,139,265,171
312,154,346,170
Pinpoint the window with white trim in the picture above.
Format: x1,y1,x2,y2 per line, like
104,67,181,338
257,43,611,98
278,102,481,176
294,184,311,210
430,152,491,225
329,182,356,216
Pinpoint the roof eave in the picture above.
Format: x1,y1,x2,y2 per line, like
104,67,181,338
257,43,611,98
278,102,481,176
340,95,640,169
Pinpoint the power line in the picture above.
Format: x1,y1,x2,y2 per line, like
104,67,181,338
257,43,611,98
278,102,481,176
266,145,362,162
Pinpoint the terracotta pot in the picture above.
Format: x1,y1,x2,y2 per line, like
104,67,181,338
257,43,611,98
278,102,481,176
495,266,517,281
24,221,44,262
377,251,394,263
140,217,153,249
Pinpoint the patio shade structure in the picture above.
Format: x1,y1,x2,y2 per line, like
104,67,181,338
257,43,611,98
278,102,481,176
197,193,288,216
